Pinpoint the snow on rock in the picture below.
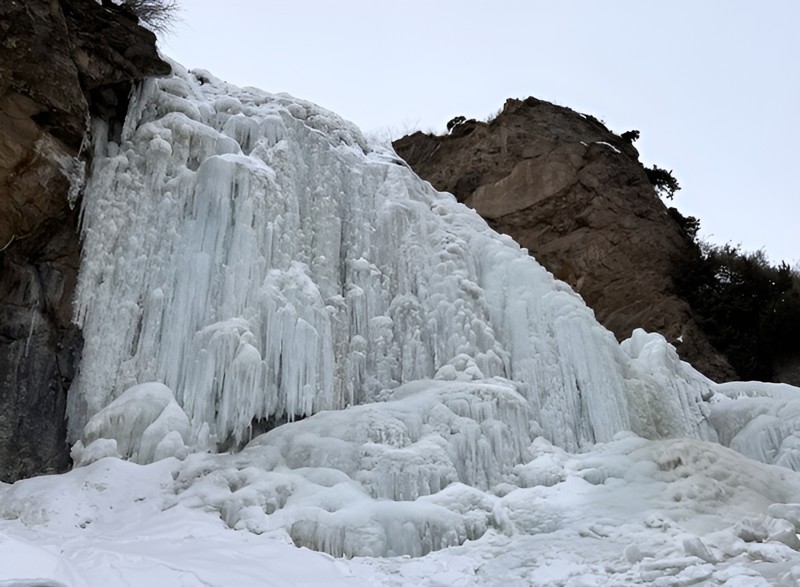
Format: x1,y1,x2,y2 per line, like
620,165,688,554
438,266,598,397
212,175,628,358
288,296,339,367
595,140,622,154
769,503,800,532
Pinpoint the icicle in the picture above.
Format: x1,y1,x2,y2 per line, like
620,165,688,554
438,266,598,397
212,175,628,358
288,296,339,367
71,60,716,458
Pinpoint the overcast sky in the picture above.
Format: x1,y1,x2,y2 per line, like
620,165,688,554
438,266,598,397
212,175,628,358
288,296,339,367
162,0,798,266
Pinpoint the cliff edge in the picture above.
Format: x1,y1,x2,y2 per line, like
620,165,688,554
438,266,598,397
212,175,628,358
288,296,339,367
0,0,169,481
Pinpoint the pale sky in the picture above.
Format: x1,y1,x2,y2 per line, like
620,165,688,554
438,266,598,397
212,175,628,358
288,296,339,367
162,0,798,266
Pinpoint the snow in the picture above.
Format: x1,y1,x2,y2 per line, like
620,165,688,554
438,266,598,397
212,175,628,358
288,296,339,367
0,458,358,586
4,436,800,585
594,140,622,154
3,60,800,584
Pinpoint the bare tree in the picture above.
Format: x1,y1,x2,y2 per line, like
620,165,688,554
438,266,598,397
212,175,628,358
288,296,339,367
122,0,181,35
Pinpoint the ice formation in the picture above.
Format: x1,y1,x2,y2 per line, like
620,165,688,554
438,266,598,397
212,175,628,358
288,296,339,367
71,382,190,466
70,63,718,456
4,434,800,585
5,59,796,580
709,381,800,470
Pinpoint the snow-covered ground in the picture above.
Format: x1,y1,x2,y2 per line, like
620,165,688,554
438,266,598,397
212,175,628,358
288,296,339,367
4,434,800,585
3,61,800,585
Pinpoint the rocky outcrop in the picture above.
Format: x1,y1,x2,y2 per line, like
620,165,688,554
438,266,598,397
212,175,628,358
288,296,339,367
394,98,737,382
0,0,170,481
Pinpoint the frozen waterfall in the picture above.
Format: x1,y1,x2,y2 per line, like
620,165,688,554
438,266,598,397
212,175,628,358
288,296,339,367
69,63,714,455
1,52,799,587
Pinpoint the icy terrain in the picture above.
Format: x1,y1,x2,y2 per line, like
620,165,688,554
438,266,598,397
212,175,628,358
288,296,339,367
3,62,800,585
68,64,717,456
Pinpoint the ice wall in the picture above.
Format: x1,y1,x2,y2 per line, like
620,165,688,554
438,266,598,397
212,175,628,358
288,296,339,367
69,63,716,455
56,62,800,562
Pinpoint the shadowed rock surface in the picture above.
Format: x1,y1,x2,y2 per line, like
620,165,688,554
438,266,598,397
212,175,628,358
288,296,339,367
0,0,169,481
394,98,737,382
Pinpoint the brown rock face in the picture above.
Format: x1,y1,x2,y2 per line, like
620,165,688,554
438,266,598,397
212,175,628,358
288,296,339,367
0,0,169,481
394,98,736,382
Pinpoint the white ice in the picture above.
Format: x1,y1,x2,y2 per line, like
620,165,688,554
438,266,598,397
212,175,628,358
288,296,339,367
71,382,190,466
68,63,721,457
3,435,800,585
594,140,622,154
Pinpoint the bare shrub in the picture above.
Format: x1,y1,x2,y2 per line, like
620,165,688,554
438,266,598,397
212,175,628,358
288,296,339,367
123,0,181,34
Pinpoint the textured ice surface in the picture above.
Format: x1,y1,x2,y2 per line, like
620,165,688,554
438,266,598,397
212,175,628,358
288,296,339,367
71,382,190,465
3,436,800,585
172,379,531,557
709,381,800,470
70,63,719,456
13,59,796,581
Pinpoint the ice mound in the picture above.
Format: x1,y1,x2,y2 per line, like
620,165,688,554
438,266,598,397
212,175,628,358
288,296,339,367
172,379,528,557
709,381,800,470
621,329,716,440
71,382,190,465
347,435,800,583
9,429,800,583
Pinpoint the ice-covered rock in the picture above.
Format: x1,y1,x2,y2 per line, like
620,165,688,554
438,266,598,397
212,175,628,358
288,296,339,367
709,381,800,469
768,503,800,532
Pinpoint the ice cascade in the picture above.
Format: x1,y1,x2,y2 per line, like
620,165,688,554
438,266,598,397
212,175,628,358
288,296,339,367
69,63,718,456
34,62,800,562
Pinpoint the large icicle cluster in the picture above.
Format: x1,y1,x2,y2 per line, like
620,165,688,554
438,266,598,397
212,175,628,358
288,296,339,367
63,62,800,560
70,62,713,452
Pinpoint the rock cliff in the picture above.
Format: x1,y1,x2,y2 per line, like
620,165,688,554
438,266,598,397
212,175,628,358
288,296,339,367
0,0,169,481
394,98,737,382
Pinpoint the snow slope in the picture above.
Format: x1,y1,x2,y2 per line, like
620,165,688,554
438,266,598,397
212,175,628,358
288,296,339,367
4,436,800,585
3,62,800,585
